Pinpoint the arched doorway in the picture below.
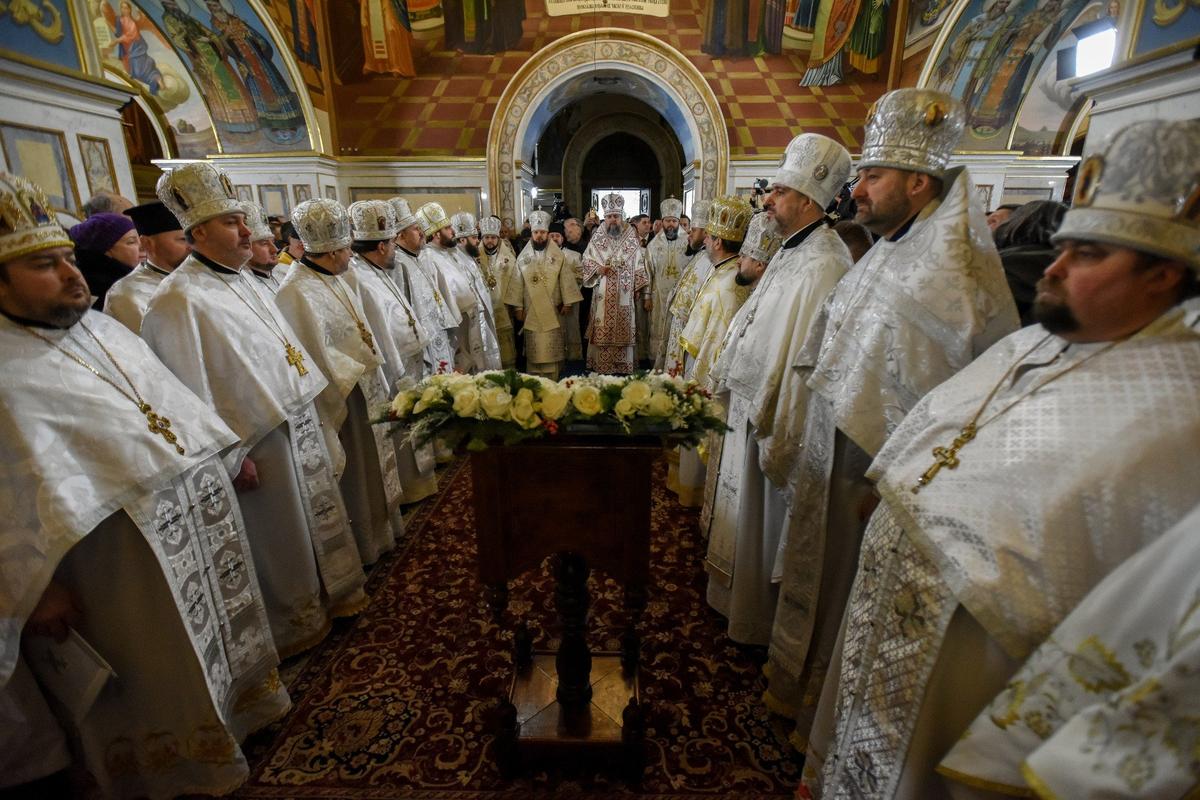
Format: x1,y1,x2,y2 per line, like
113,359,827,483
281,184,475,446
486,28,728,229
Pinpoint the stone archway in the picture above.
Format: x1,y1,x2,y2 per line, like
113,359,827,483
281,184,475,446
561,113,683,219
486,28,728,227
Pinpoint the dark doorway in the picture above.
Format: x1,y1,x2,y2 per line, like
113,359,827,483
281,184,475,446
581,133,661,216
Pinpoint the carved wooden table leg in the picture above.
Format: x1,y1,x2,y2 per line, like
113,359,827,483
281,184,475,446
621,697,646,784
621,583,647,675
513,619,533,672
493,698,520,779
553,551,592,708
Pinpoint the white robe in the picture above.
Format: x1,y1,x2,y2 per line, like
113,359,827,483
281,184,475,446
102,261,169,333
480,243,519,367
661,248,711,371
345,254,437,504
427,244,501,373
645,232,688,365
940,501,1200,799
767,168,1020,742
274,259,403,567
704,224,851,646
807,304,1200,800
0,311,288,797
505,239,583,376
396,245,458,372
142,255,368,654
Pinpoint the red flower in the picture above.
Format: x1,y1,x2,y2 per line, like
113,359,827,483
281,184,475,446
437,360,449,374
543,419,559,435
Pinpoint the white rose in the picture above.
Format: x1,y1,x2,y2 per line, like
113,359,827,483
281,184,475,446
452,385,481,417
390,390,415,417
614,397,636,418
572,384,603,416
511,388,540,428
621,380,652,408
540,385,571,420
413,385,443,414
646,391,675,417
480,386,513,419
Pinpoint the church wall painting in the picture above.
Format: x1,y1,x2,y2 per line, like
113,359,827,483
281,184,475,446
907,0,958,47
86,0,218,158
0,0,83,72
118,0,310,153
1131,0,1200,57
927,0,1094,150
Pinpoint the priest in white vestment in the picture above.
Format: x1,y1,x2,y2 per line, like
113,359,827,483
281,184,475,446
550,222,585,361
346,199,437,504
0,173,289,798
391,197,458,372
479,214,519,368
802,119,1200,800
102,200,190,332
143,164,368,656
450,210,503,372
505,210,583,379
417,205,500,373
581,192,651,375
704,134,853,645
275,198,404,567
765,90,1019,748
645,197,688,366
939,501,1200,799
669,195,753,508
661,199,713,372
243,201,287,293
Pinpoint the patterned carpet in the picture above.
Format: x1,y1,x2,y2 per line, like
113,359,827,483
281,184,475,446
233,456,802,798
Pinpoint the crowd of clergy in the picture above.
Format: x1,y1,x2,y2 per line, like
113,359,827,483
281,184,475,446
1,85,1197,799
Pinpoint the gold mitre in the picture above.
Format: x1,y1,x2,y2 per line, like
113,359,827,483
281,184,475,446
388,197,420,231
450,211,478,238
773,133,852,209
859,88,965,178
707,195,754,242
1054,119,1200,272
739,212,783,263
157,162,243,231
479,215,502,236
690,199,712,230
241,201,273,242
416,202,451,237
349,199,398,241
0,172,72,261
660,197,683,220
292,198,351,252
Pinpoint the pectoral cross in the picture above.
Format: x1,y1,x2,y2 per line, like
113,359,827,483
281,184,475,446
911,423,976,494
140,402,185,455
356,321,378,355
285,342,309,376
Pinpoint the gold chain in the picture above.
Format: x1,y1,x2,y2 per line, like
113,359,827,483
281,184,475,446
317,269,378,355
22,321,185,454
363,258,420,337
911,334,1123,493
217,273,309,377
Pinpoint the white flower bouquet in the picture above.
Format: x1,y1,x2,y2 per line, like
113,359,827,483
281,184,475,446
380,369,728,452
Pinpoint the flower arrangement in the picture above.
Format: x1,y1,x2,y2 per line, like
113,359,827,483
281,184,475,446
380,369,728,452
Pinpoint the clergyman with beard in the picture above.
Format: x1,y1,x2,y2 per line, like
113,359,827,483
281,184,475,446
645,197,688,366
579,193,651,374
504,210,582,379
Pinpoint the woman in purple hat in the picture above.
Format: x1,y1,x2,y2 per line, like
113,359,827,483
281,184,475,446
68,211,139,308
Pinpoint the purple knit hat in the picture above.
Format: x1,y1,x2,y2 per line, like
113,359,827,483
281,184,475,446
69,212,136,253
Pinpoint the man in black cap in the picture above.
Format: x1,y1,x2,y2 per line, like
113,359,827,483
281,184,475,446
103,200,190,333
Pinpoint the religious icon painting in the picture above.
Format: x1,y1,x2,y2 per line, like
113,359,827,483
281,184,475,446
258,184,289,217
323,185,337,200
235,184,254,202
293,184,312,204
0,123,79,214
77,135,117,196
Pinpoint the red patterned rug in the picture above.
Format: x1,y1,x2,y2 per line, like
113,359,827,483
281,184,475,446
233,456,802,798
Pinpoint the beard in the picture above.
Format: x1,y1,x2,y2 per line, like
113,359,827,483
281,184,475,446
734,271,754,286
484,245,499,256
1031,280,1079,333
47,296,90,328
606,223,622,237
854,187,912,236
463,242,480,258
531,239,547,251
664,227,678,241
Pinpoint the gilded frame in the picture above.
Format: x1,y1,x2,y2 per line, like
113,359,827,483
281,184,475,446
0,122,80,214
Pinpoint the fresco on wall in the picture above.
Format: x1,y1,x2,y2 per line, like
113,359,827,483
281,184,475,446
929,0,1091,148
907,0,959,47
702,1,787,56
0,0,82,71
1132,0,1200,56
1009,1,1105,154
327,0,417,82
777,0,891,84
88,0,218,157
122,0,309,151
259,0,326,105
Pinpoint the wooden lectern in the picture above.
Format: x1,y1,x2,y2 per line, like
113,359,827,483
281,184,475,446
470,434,661,781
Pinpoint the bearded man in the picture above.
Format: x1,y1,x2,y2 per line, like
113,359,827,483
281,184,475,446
580,193,650,375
